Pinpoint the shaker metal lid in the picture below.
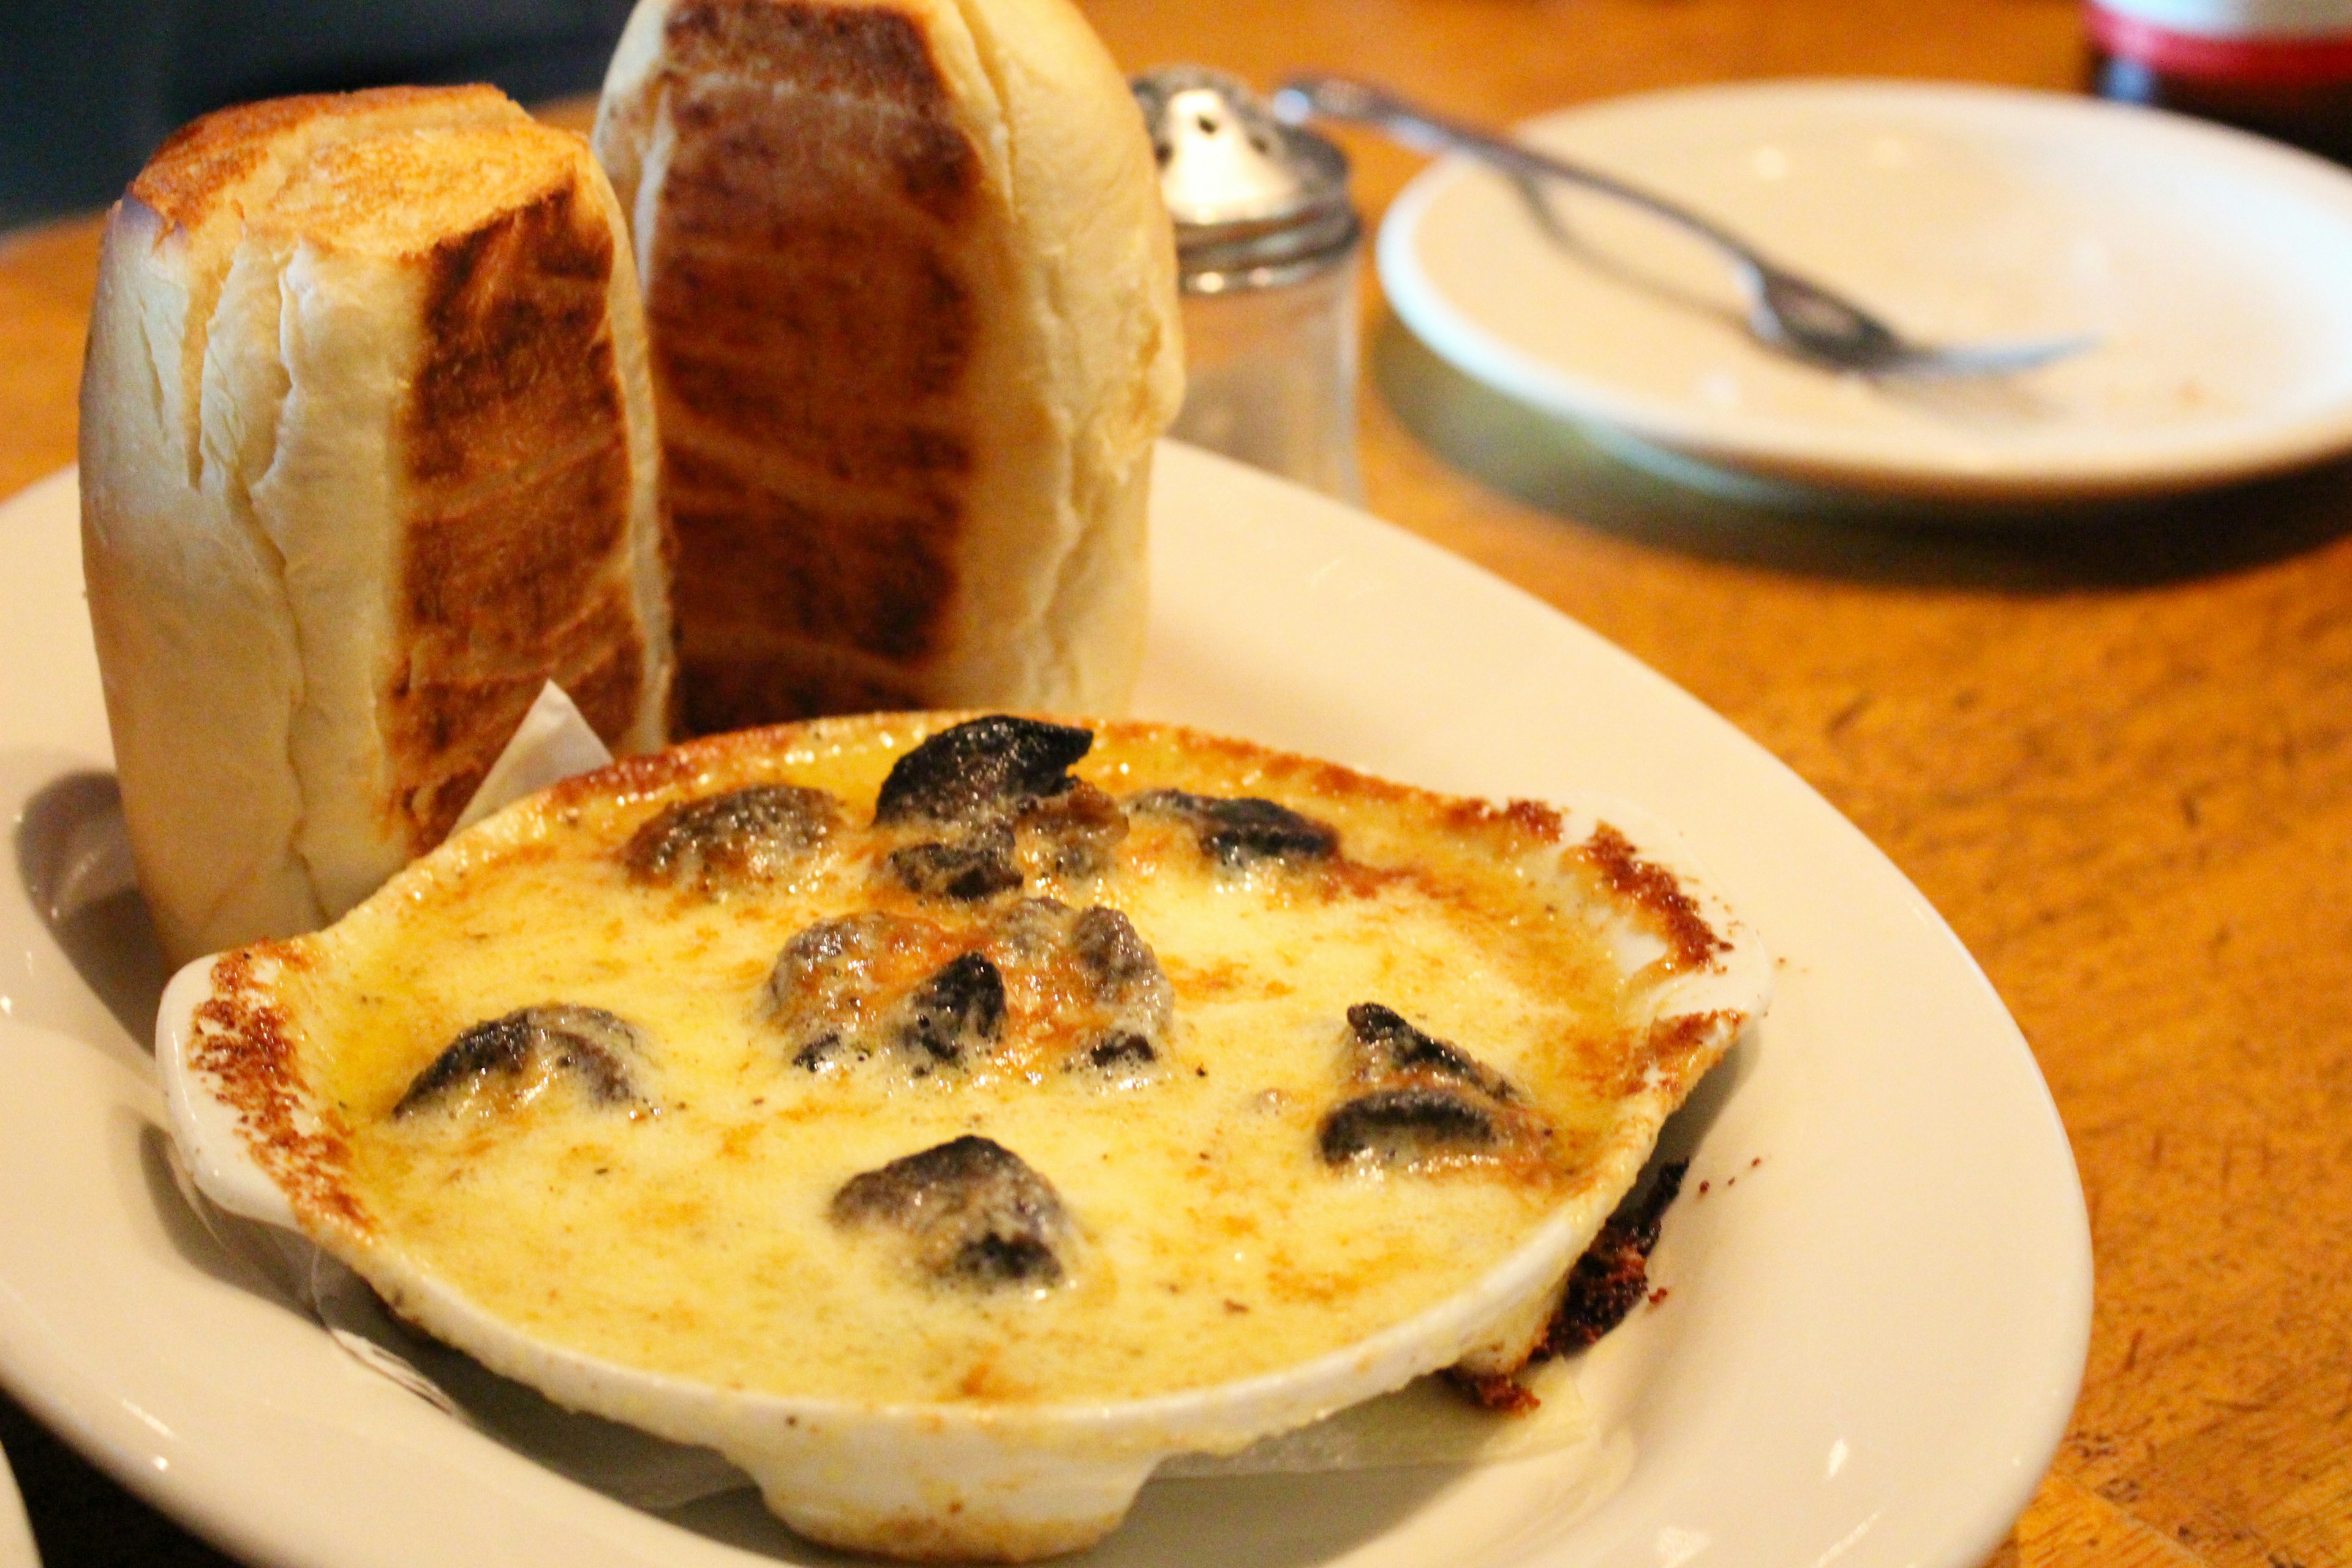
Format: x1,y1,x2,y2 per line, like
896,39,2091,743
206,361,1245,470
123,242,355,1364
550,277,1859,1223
1133,66,1360,290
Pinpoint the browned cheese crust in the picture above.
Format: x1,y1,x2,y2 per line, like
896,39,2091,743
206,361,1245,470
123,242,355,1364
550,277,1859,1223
206,714,1749,1260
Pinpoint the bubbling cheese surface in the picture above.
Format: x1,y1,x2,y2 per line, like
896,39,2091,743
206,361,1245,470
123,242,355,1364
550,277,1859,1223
266,717,1687,1406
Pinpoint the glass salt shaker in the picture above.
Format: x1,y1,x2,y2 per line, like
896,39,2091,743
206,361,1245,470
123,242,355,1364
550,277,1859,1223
1134,67,1365,502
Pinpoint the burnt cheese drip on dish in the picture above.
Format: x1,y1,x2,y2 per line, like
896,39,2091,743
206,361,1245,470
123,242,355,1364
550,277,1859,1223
771,897,1175,1083
830,1134,1072,1290
1318,1005,1551,1171
1545,1160,1689,1353
623,784,842,895
875,716,1128,899
1128,788,1338,867
394,1004,650,1118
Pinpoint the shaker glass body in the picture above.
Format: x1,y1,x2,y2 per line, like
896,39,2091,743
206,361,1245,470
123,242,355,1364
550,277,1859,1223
1170,253,1363,503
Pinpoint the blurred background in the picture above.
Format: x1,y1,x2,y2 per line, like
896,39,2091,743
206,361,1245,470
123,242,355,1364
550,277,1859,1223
0,0,635,227
11,0,2348,234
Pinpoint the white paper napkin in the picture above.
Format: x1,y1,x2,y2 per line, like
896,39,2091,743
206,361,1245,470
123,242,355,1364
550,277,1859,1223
451,681,615,833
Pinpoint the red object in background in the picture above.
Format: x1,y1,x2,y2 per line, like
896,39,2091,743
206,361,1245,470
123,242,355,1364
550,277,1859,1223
2089,0,2352,160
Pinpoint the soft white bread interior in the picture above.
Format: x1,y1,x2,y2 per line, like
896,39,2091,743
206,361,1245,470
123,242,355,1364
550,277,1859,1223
81,85,674,967
595,0,1181,731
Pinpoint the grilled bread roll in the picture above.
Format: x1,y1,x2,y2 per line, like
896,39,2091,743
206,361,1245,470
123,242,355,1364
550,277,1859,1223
80,85,674,967
594,0,1182,732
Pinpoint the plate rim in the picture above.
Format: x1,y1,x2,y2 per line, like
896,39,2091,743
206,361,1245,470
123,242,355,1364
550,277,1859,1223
1378,75,2352,502
0,454,2094,1568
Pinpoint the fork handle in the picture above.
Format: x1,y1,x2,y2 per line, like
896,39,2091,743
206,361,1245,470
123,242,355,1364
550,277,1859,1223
1271,74,1763,273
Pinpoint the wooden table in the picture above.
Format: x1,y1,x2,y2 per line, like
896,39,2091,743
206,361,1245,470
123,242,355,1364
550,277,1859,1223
4,2,2347,1564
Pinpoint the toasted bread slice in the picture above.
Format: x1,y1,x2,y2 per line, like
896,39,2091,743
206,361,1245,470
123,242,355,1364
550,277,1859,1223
81,85,674,965
595,0,1181,731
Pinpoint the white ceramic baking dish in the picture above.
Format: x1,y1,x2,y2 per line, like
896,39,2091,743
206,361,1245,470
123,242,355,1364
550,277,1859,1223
157,764,1769,1562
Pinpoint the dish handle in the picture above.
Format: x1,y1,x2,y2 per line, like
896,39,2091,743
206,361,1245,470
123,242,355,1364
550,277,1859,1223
156,955,300,1232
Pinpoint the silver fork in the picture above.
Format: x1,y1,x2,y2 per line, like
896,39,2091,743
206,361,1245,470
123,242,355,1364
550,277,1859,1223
1270,74,2096,379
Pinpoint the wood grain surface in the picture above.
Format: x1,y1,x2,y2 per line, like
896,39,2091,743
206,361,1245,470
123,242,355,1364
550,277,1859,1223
2,2,2347,1565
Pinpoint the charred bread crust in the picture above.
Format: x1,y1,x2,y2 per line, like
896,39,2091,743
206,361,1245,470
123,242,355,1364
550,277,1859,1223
81,85,673,964
595,0,1182,731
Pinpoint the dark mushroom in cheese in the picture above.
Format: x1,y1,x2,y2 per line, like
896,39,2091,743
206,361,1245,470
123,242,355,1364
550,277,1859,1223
1079,1031,1159,1085
876,716,1131,899
1317,1005,1550,1173
767,897,1177,1083
885,826,1022,902
624,785,841,895
873,715,1094,827
1018,778,1126,878
769,911,931,1071
894,951,1007,1069
1065,905,1174,1079
1344,1002,1520,1101
1129,788,1338,867
394,1004,650,1118
830,1134,1071,1289
1318,1085,1501,1164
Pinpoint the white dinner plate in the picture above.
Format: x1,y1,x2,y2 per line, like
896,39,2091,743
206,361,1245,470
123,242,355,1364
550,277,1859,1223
1379,79,2352,503
0,448,2089,1568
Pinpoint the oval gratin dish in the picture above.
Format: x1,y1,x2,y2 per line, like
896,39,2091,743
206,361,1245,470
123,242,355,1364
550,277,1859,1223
158,712,1771,1562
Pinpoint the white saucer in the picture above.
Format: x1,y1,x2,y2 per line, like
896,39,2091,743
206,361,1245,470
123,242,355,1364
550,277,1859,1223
1379,80,2352,503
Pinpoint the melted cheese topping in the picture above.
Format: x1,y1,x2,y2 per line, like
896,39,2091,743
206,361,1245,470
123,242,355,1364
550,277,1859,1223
276,722,1661,1404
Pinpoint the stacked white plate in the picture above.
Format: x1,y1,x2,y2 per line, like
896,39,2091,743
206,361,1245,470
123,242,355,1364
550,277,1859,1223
1381,80,2352,504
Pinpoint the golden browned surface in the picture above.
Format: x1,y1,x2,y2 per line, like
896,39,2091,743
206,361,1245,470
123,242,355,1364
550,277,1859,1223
392,158,645,848
118,86,549,506
637,0,986,728
127,83,517,230
6,2,2351,1556
90,85,658,860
